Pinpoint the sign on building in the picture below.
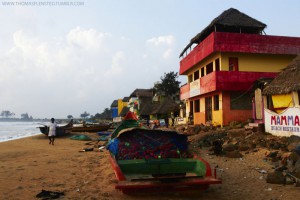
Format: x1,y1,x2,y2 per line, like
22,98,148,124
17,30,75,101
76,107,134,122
264,107,300,137
189,79,200,97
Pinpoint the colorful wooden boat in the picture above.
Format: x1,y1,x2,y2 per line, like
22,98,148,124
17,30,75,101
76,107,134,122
107,112,221,193
38,119,73,137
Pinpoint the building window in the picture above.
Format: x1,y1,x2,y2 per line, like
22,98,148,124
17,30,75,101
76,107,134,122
195,99,200,113
230,92,252,110
229,57,239,71
194,70,199,80
188,74,193,83
215,58,220,71
206,62,213,74
201,67,205,77
214,95,219,110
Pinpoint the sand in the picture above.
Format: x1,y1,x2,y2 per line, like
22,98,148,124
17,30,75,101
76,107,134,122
0,132,298,200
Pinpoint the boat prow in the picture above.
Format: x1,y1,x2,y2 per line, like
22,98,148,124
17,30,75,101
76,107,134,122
107,112,221,193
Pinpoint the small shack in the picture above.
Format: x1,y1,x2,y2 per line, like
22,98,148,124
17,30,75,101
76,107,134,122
263,55,300,136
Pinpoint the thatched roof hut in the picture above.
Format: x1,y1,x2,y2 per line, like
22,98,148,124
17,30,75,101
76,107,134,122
180,8,266,57
138,98,179,116
119,107,130,117
138,98,153,116
151,98,179,115
263,55,300,95
130,89,153,98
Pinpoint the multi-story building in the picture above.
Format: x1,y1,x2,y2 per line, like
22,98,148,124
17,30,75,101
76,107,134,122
179,8,300,126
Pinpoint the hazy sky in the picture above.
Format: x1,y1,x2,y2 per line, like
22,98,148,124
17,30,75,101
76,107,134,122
0,0,300,119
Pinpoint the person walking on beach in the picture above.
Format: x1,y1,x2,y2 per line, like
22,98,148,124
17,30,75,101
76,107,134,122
48,118,57,145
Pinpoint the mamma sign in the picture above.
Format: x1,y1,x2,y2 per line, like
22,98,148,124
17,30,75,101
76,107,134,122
265,107,300,137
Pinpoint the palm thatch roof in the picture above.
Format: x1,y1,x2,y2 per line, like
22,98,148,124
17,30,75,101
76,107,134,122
122,97,130,102
130,89,153,98
263,55,300,95
119,107,130,117
139,103,153,116
180,8,266,57
151,98,179,115
110,100,118,107
139,98,180,116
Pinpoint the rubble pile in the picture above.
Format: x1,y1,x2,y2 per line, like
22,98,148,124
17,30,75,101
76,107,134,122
175,124,300,186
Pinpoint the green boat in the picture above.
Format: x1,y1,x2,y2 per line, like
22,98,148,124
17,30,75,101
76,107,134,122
107,112,221,193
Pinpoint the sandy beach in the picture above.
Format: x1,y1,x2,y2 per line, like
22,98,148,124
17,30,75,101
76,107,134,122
0,131,299,200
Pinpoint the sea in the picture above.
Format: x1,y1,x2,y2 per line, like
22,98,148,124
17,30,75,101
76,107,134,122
0,121,44,143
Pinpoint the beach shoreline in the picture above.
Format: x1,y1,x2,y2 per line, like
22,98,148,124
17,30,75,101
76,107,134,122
0,132,119,200
0,131,298,200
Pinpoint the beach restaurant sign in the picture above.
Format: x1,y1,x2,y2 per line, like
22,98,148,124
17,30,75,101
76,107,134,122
264,107,300,137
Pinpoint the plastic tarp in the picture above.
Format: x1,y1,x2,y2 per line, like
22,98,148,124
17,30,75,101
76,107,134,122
70,134,92,141
107,138,119,155
272,94,293,113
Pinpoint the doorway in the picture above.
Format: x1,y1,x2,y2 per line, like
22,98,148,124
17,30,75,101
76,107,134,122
205,97,212,122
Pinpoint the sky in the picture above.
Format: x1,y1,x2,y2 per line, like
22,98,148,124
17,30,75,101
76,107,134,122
0,0,300,119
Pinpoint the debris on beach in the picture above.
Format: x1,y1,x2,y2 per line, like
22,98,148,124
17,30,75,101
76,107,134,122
36,189,64,199
174,124,300,186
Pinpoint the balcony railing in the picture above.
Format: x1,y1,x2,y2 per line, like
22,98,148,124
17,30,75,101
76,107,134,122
180,71,277,100
179,32,300,75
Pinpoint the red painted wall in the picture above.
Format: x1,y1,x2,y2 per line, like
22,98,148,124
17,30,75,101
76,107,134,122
215,71,277,91
222,92,252,125
180,84,190,100
180,71,278,100
180,32,300,75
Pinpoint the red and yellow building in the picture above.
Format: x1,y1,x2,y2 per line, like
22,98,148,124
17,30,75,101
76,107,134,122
179,8,300,126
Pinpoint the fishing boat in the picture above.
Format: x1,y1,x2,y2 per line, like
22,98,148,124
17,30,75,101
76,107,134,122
37,119,73,137
107,112,221,193
71,123,111,132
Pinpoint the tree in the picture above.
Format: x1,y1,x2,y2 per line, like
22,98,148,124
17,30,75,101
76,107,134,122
153,71,181,97
67,115,73,119
94,113,101,118
80,111,90,119
1,110,13,118
21,113,29,120
93,108,112,120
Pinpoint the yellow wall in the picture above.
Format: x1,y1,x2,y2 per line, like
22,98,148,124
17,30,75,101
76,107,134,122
191,93,224,126
117,99,123,115
212,93,223,126
187,52,221,81
123,101,128,108
221,53,295,72
186,53,295,81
